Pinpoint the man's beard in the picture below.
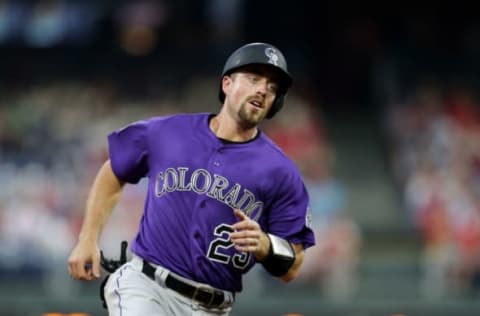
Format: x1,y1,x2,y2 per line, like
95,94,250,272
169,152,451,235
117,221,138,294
238,102,266,129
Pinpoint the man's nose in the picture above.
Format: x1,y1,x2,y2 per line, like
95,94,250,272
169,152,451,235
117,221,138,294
255,79,268,95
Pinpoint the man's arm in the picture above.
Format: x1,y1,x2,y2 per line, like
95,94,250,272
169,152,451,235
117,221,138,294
279,243,304,282
68,160,125,281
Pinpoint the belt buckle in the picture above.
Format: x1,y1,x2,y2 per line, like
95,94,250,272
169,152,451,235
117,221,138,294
193,286,216,307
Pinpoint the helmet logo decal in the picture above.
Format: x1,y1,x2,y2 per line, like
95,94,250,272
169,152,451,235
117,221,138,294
264,47,279,66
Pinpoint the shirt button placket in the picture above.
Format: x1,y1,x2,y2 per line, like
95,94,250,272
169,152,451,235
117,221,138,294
213,147,223,167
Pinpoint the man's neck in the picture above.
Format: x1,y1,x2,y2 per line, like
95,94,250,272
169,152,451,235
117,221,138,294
210,113,258,142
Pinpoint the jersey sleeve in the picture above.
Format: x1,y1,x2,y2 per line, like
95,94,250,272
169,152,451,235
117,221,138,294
267,169,315,250
107,119,150,184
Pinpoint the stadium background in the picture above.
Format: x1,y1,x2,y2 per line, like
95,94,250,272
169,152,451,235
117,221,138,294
1,1,480,315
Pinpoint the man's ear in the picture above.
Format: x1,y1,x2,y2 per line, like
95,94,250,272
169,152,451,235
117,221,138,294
221,75,233,99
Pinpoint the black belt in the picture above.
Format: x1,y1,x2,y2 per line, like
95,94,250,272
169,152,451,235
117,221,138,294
141,260,230,308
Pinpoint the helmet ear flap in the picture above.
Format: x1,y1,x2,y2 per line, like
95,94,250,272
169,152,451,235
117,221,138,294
266,94,285,119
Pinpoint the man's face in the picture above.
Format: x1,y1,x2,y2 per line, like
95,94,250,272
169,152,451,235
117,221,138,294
223,65,281,128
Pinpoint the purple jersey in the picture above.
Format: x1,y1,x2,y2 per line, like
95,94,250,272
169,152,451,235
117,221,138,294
107,113,315,292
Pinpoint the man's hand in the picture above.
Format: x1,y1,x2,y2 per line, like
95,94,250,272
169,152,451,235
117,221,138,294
230,209,270,261
67,240,101,281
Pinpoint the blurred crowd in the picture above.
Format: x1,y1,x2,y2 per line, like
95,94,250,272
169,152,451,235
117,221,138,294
0,74,362,300
0,80,155,294
383,80,480,299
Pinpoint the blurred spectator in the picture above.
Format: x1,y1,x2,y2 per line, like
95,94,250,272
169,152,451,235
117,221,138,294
298,145,362,301
384,79,480,299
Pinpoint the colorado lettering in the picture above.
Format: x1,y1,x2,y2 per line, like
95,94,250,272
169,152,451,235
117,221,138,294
155,167,263,220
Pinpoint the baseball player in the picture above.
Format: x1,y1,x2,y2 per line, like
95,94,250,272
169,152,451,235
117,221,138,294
68,42,315,315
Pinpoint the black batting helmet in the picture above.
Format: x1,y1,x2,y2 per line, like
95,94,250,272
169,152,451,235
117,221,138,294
218,42,293,119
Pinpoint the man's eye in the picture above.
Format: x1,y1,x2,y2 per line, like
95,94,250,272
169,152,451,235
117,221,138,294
268,84,278,93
